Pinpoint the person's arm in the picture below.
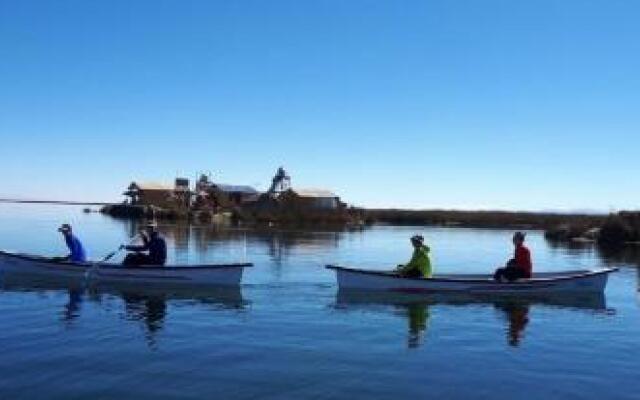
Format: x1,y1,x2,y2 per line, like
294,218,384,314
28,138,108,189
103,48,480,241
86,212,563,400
397,250,420,273
58,237,74,261
125,234,150,251
64,244,74,259
422,246,432,277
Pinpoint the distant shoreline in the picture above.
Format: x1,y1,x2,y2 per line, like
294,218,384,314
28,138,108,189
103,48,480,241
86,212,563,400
2,198,625,243
0,199,113,206
0,198,607,219
362,208,607,230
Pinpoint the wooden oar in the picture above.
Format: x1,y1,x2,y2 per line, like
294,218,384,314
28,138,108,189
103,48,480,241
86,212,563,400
82,236,138,283
100,235,139,263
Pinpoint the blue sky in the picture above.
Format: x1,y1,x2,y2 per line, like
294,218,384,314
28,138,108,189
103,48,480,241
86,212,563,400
0,0,638,211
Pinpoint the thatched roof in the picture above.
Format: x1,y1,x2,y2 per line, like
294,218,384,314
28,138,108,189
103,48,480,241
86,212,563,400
214,184,259,194
292,188,338,198
127,182,174,192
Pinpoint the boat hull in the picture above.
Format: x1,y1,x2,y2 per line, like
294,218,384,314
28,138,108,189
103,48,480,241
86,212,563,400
327,265,617,294
0,251,250,287
0,251,88,284
93,264,245,286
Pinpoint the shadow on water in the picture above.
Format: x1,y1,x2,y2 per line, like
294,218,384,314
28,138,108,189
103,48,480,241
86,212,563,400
0,275,247,349
335,290,610,349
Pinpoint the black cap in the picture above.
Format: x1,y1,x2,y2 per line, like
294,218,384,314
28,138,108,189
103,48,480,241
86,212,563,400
411,235,424,243
58,224,72,233
146,221,158,229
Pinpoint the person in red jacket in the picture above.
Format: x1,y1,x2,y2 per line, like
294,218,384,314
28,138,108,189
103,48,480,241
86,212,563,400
493,232,532,282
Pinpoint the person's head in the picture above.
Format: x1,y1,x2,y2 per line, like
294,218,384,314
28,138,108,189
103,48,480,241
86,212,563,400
512,231,526,246
58,223,72,237
410,235,424,248
145,221,159,236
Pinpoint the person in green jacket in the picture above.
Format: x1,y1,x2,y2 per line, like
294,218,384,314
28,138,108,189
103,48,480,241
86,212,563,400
396,235,432,278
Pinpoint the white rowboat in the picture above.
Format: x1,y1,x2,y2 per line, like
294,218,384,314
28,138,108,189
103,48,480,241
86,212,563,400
326,265,618,294
0,250,251,287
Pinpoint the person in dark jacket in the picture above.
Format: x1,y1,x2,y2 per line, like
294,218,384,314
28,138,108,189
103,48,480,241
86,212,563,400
122,222,167,267
493,231,532,282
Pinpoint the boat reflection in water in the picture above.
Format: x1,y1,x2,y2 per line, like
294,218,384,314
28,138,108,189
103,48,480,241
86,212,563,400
119,291,168,349
62,287,84,325
335,290,610,349
0,275,247,349
103,283,247,349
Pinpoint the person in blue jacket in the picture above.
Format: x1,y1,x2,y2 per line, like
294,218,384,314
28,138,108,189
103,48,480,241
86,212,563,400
122,222,167,267
57,224,87,263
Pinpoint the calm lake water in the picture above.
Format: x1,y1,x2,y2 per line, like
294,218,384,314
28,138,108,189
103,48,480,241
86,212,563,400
1,203,639,399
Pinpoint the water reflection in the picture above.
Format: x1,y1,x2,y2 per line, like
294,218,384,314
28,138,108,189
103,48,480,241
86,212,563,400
493,301,529,346
62,288,84,325
545,240,640,294
406,303,429,348
125,220,343,265
120,291,167,349
0,276,247,349
545,238,640,268
335,290,609,349
596,245,640,267
99,283,247,350
251,229,341,264
0,276,88,326
546,238,600,258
